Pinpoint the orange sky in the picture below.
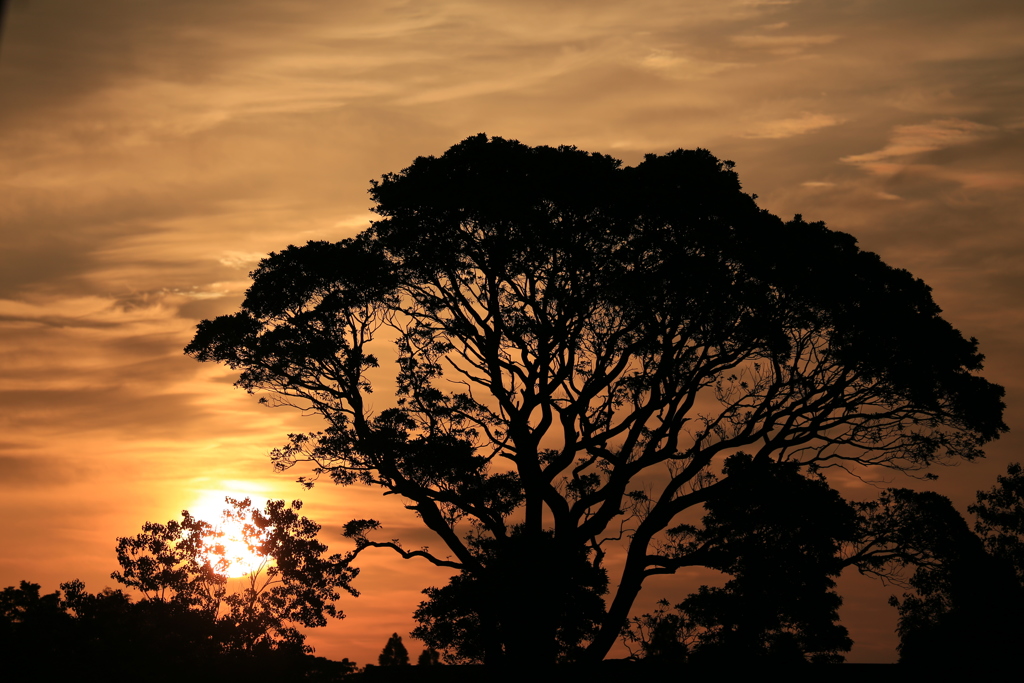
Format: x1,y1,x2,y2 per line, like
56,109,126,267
1,0,1022,665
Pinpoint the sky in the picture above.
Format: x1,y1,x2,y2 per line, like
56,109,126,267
1,0,1023,665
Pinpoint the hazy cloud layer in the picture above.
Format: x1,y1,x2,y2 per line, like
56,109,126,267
2,0,1022,665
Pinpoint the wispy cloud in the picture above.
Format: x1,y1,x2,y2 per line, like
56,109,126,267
730,33,839,54
218,251,268,269
744,112,843,139
842,119,997,166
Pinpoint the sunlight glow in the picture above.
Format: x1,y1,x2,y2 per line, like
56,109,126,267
189,490,273,578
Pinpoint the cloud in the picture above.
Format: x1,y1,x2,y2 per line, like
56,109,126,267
641,50,689,70
842,119,997,166
840,119,1018,191
0,456,91,488
730,33,839,55
0,289,231,332
218,251,268,269
743,113,843,139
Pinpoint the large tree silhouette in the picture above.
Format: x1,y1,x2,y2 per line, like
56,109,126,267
186,134,1006,665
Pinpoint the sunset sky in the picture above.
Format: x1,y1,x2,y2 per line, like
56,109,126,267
2,0,1023,665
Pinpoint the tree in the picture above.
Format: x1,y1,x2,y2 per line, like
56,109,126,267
866,488,1024,665
858,466,1024,666
112,497,356,654
378,632,410,666
410,530,608,664
417,645,441,666
672,455,855,664
970,462,1024,581
627,455,856,664
0,580,73,664
111,508,226,611
624,599,693,664
185,134,1006,665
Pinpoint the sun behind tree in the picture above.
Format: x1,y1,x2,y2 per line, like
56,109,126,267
190,494,274,579
112,497,356,653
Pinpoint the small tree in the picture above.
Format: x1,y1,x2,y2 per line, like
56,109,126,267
187,134,1006,665
417,645,441,666
624,599,692,663
112,497,356,653
863,467,1024,666
628,456,855,664
410,529,608,664
0,581,72,660
970,462,1024,581
111,510,225,611
378,632,410,666
678,457,855,664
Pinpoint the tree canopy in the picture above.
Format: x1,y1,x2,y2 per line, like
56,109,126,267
186,134,1006,665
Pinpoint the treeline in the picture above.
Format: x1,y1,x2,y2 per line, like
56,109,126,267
4,462,1022,676
1,498,356,681
0,580,354,681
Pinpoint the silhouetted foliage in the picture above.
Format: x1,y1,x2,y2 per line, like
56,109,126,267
626,599,692,664
113,496,356,654
627,456,855,664
379,632,410,666
860,486,1024,665
0,578,358,681
0,499,357,678
411,529,608,664
186,134,1006,665
0,580,73,662
417,645,441,666
970,461,1024,581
